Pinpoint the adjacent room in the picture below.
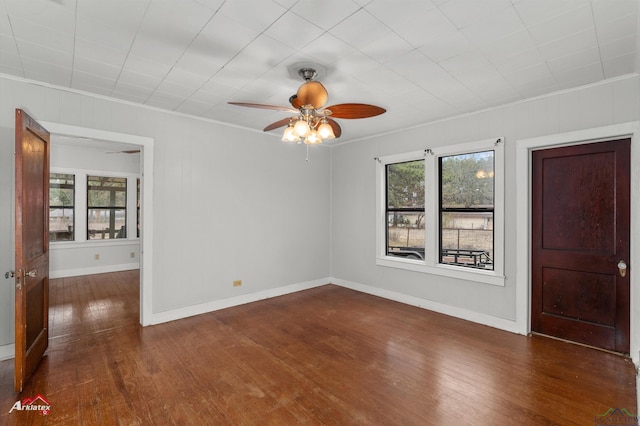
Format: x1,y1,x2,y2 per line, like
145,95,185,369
0,0,639,424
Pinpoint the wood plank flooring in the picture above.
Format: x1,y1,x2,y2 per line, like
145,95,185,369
0,271,637,425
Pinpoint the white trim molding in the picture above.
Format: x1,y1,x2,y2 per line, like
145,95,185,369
375,138,505,287
0,343,14,361
50,263,140,279
515,121,640,365
331,278,521,334
149,278,329,325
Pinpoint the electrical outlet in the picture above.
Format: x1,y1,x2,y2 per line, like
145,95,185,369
130,252,135,258
95,254,100,260
233,280,242,287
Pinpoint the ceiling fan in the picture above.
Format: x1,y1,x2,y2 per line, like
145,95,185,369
228,67,386,144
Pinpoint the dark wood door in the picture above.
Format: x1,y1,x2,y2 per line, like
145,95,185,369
531,139,630,353
14,109,50,392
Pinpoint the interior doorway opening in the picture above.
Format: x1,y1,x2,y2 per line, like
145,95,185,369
40,122,154,326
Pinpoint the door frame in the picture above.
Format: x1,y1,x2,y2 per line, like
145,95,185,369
40,122,155,326
515,121,640,363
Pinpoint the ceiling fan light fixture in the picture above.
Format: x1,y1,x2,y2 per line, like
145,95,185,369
294,118,311,137
228,64,386,147
304,130,322,145
281,125,300,142
317,120,335,140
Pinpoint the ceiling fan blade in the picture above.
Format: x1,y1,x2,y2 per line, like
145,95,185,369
326,118,342,138
324,103,386,119
263,117,292,132
228,102,297,113
296,81,328,109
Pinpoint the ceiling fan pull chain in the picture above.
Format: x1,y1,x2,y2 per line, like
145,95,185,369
306,144,309,162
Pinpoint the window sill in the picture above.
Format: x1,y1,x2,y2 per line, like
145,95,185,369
376,256,505,287
50,239,139,250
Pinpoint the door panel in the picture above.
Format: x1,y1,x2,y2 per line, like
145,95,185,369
14,109,50,392
531,139,630,353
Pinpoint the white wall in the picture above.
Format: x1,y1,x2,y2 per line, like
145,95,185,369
330,75,640,331
0,125,14,355
2,72,637,361
50,143,141,278
0,76,331,355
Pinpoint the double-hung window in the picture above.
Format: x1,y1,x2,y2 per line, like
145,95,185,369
87,176,127,240
49,173,75,241
376,138,504,286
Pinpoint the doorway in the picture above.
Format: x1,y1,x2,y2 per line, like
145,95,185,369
40,122,154,326
515,122,639,359
531,139,630,353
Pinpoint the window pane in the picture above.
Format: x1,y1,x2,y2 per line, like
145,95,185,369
87,176,127,240
439,151,495,270
50,173,74,241
386,159,425,259
88,209,127,240
441,151,493,209
50,188,74,206
50,208,74,241
87,176,127,207
387,212,425,259
387,160,424,208
441,212,493,269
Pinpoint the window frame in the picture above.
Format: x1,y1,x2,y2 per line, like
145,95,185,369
49,167,140,246
438,150,495,270
376,138,505,286
385,159,425,260
49,172,76,242
87,175,128,241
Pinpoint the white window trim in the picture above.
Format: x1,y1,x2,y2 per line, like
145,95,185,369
50,166,141,247
376,138,505,286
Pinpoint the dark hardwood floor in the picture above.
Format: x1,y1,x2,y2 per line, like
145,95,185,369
0,271,636,425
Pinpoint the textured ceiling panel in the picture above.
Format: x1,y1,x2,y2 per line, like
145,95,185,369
0,0,637,144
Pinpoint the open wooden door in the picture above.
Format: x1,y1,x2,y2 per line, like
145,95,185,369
14,109,50,392
531,139,630,353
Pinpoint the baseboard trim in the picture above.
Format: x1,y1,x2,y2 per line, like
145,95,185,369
0,343,14,361
2,276,523,360
149,278,329,325
50,263,140,279
330,278,523,335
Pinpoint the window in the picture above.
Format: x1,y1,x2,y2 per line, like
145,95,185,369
49,173,75,241
439,151,494,270
376,138,504,286
87,176,127,240
386,160,425,260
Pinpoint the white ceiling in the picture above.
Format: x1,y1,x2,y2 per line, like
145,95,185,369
1,0,638,144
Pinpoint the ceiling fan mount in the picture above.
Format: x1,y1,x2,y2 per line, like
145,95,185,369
298,67,317,81
229,65,386,144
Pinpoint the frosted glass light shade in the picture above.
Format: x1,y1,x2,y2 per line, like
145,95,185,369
304,130,321,145
281,126,300,142
317,122,335,139
294,119,310,137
